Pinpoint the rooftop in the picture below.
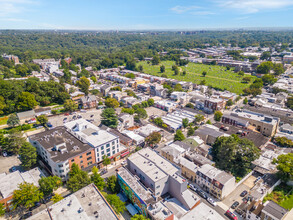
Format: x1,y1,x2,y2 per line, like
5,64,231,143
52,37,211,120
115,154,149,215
29,126,92,163
231,109,279,125
262,201,288,220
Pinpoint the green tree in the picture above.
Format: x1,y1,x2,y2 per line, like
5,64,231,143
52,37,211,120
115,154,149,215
91,166,105,191
7,113,20,127
102,155,111,170
138,65,143,72
106,175,119,193
273,153,293,182
147,98,154,106
0,203,5,216
91,76,97,83
160,65,165,73
17,92,38,111
174,129,185,141
238,71,244,76
187,126,195,137
194,114,205,124
154,117,163,127
51,193,63,203
105,98,120,108
151,56,160,65
206,120,212,125
2,130,26,154
67,163,91,192
182,70,187,76
200,79,206,85
226,99,233,106
101,108,118,128
63,99,78,112
273,63,284,75
36,115,48,127
174,84,183,91
242,77,251,83
256,61,274,74
260,51,271,60
174,68,179,75
76,76,90,95
182,118,189,128
0,96,6,115
13,182,43,209
131,214,149,220
105,194,126,214
214,111,223,122
202,71,207,77
126,59,137,71
243,97,248,104
19,142,37,170
39,176,62,197
145,132,161,146
212,136,260,177
125,73,135,79
135,108,148,119
262,74,277,85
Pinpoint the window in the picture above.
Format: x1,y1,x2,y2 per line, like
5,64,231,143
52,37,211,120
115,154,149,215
106,148,110,153
112,151,115,155
79,155,83,159
101,146,104,150
112,146,115,150
87,156,92,161
134,169,137,173
112,141,115,145
58,164,63,168
106,143,110,148
86,152,91,156
59,170,64,173
101,151,104,155
156,185,160,189
97,153,99,157
107,153,110,157
81,165,84,169
80,160,83,163
150,184,153,188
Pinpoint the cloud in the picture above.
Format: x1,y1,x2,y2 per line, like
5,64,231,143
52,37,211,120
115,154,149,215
0,0,38,17
170,5,201,14
217,0,293,13
191,11,216,15
0,17,29,22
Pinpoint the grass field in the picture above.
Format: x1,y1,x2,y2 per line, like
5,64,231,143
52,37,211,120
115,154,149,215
138,61,257,94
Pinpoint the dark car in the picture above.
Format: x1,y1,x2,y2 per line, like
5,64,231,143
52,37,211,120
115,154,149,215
19,212,32,219
225,210,238,220
231,201,240,209
100,169,108,175
29,202,41,211
240,190,248,197
197,190,207,199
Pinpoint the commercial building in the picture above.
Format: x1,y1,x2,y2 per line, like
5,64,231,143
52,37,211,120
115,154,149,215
29,127,96,179
204,98,226,113
154,100,177,112
196,164,236,200
28,183,119,220
0,168,44,210
64,119,121,163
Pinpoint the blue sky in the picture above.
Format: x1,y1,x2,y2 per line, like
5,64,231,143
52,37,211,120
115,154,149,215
0,0,293,30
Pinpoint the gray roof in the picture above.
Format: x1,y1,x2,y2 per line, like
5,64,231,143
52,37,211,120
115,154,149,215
262,201,288,220
80,95,97,103
17,110,35,120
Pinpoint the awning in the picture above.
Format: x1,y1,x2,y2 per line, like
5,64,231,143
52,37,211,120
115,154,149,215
121,151,130,157
126,204,139,216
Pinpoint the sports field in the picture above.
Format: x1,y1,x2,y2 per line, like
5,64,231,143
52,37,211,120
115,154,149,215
138,61,256,94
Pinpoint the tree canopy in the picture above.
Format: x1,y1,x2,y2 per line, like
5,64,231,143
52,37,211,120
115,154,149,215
273,153,293,182
101,108,118,128
19,142,37,170
38,176,62,197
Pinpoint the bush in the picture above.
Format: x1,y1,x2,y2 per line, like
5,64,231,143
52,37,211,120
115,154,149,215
21,124,31,131
51,110,57,115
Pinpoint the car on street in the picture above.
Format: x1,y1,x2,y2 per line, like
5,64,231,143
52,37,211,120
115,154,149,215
90,114,94,118
100,169,108,175
47,122,53,128
197,190,207,199
231,201,239,209
77,115,82,119
19,212,32,219
121,161,126,166
240,190,248,197
225,210,238,220
80,109,87,113
2,151,7,157
207,197,217,206
10,166,17,172
29,202,41,211
188,183,197,192
64,113,69,116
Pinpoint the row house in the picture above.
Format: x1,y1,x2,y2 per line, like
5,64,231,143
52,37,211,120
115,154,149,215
150,83,168,98
204,98,226,113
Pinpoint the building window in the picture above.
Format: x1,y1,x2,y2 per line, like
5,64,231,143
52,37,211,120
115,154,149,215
81,165,84,169
87,156,92,161
107,153,110,157
81,160,83,163
79,155,83,159
58,164,63,168
101,151,104,155
97,153,99,157
112,151,115,155
86,152,91,156
156,185,160,189
112,141,115,145
106,143,110,148
59,170,64,173
107,148,110,153
112,146,115,150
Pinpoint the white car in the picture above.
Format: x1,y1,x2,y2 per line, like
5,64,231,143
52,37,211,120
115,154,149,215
207,197,217,206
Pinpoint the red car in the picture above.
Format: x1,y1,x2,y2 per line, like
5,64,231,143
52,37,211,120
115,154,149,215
64,113,69,116
226,210,238,220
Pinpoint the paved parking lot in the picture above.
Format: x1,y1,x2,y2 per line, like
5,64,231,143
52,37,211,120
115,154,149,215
145,107,167,118
0,155,22,173
48,109,103,127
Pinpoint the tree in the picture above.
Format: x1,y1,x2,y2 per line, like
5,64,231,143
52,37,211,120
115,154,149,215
91,166,105,191
19,142,37,170
76,76,90,95
145,132,161,146
273,153,293,182
106,175,119,193
202,71,207,77
67,163,91,192
105,194,126,214
226,99,233,106
161,74,167,78
102,155,111,170
101,108,118,128
105,98,119,108
242,77,251,83
36,115,48,127
154,117,164,127
238,71,244,76
273,63,285,76
212,136,260,177
174,84,183,91
187,126,195,137
261,74,277,85
151,56,160,65
51,193,63,203
147,98,154,106
91,76,97,83
39,176,62,197
256,61,274,74
126,59,136,71
138,65,143,72
194,114,205,124
160,65,165,73
17,92,38,111
2,130,26,154
200,80,206,85
13,182,43,209
182,70,187,76
131,214,149,220
7,113,20,127
0,203,5,216
243,97,248,104
135,108,148,119
64,99,78,112
214,111,223,122
182,118,189,128
260,51,271,60
186,103,194,108
206,120,212,125
125,73,135,79
174,129,185,141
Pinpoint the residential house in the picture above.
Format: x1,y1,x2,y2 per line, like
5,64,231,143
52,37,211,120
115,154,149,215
80,95,97,109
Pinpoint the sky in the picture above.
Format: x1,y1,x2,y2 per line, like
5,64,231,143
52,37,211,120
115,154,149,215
1,0,293,30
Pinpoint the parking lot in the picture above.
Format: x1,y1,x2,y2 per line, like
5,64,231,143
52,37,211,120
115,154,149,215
48,109,103,127
0,155,22,173
145,106,167,118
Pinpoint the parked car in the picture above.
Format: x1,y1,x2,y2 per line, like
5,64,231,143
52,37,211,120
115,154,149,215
254,176,262,184
29,202,41,211
197,190,207,199
207,197,217,206
225,210,238,220
2,151,7,157
10,166,17,172
64,113,69,116
19,212,32,219
90,114,94,118
240,190,248,197
77,115,82,119
188,183,197,192
47,122,53,128
231,201,239,209
80,109,87,113
100,169,108,175
121,161,126,166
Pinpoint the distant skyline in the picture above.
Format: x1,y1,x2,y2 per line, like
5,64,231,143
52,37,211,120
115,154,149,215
1,0,293,30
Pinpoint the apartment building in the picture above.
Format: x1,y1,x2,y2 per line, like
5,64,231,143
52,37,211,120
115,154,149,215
64,119,120,163
80,95,97,109
204,98,226,113
196,164,236,200
29,127,96,179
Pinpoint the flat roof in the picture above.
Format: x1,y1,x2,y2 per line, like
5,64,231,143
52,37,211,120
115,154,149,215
28,183,119,220
29,126,92,163
231,110,279,125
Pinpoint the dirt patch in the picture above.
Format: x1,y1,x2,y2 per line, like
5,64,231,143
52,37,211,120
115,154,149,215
243,175,257,188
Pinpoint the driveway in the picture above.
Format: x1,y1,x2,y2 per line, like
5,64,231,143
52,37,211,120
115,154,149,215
0,155,22,173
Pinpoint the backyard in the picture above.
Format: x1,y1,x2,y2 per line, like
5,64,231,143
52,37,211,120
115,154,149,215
138,61,257,94
263,183,293,210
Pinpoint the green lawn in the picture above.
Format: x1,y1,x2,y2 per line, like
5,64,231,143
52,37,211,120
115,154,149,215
0,116,8,126
138,61,256,94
